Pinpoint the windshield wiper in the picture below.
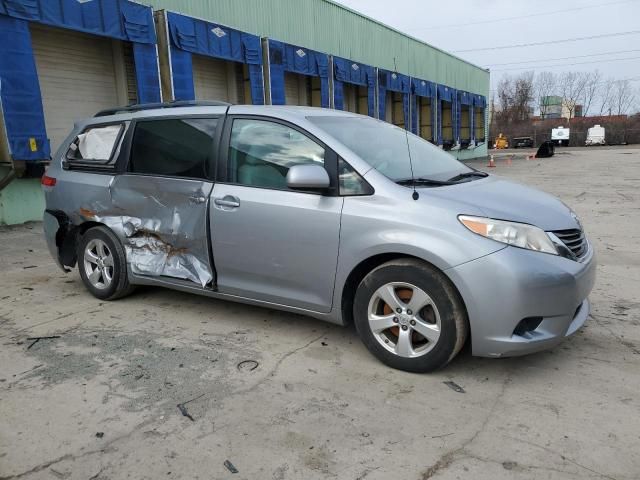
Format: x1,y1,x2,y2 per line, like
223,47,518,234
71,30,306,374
447,171,489,182
396,177,455,187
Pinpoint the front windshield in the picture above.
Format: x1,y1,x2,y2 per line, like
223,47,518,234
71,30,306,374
308,116,472,182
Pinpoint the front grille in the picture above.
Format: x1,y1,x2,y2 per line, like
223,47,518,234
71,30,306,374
552,229,588,259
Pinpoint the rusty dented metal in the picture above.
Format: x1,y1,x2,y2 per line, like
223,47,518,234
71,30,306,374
57,174,215,288
76,212,213,287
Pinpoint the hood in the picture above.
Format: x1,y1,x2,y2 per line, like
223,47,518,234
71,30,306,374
426,175,580,231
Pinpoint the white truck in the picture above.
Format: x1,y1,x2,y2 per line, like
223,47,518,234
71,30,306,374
586,125,606,146
551,126,570,146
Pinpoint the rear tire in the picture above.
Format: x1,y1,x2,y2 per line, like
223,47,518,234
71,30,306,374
77,226,134,300
353,259,468,373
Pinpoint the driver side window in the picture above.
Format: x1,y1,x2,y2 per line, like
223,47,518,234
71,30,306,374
228,119,325,190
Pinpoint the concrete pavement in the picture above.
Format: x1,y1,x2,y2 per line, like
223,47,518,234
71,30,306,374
1,147,639,479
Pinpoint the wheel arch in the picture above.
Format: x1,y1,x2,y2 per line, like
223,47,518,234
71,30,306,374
339,253,470,334
47,209,114,268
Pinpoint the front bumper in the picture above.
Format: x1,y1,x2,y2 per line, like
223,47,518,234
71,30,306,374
446,244,596,357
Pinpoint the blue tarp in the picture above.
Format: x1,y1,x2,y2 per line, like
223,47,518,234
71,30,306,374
268,40,329,107
333,56,375,117
378,69,410,127
167,11,264,104
0,15,49,161
0,0,160,161
133,43,162,104
410,77,436,139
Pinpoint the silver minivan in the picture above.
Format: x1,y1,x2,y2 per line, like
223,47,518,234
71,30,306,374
42,103,596,372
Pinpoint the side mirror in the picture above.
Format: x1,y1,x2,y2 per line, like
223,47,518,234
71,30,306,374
286,164,330,191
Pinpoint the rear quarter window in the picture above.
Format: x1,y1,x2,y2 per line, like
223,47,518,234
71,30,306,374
64,123,125,170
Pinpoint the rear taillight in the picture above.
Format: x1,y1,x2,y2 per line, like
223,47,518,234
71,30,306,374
41,175,56,187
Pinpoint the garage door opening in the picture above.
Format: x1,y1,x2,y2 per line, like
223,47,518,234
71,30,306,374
440,100,454,150
193,55,252,104
385,91,405,129
342,84,368,115
417,97,433,143
30,24,136,154
460,103,471,148
284,72,322,107
285,72,307,105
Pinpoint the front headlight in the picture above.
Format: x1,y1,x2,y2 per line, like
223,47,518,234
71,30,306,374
459,215,558,255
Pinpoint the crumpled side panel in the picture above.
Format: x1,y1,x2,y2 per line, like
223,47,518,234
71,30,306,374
76,176,215,288
86,213,213,288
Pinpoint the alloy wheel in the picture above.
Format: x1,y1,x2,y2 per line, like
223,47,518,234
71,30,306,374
83,238,114,290
367,282,441,358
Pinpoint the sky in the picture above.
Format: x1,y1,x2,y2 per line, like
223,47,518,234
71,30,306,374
332,0,640,96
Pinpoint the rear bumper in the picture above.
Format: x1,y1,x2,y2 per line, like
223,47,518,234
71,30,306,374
447,244,596,358
43,210,70,272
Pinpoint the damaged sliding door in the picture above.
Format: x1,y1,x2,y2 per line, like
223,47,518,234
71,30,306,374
108,117,221,287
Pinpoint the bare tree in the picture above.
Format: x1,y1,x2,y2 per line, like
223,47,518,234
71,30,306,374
494,72,535,124
495,75,513,120
559,71,588,119
513,71,535,120
534,71,557,118
598,78,616,116
581,70,601,117
634,87,640,115
611,79,636,115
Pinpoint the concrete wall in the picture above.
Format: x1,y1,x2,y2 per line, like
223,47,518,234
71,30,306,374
0,167,44,225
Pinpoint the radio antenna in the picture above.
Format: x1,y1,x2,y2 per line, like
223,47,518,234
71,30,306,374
393,57,419,201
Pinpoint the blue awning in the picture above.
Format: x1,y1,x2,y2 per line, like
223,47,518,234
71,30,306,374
167,11,264,104
0,0,156,44
334,57,372,86
473,94,486,107
411,78,435,98
379,69,410,94
458,90,472,105
268,40,330,107
168,12,262,65
437,84,454,102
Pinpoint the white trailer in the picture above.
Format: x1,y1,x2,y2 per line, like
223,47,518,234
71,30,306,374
586,125,606,146
551,126,570,146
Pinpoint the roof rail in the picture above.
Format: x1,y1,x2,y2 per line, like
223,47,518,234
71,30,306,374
94,100,232,117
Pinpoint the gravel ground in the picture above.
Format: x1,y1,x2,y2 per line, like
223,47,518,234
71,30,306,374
1,146,639,480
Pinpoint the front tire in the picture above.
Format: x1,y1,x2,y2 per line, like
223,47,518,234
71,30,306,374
78,226,133,300
353,259,468,373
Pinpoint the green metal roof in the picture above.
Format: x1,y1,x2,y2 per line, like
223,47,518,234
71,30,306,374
143,0,489,95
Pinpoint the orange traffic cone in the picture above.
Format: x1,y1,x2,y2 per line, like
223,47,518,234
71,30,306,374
487,154,496,168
